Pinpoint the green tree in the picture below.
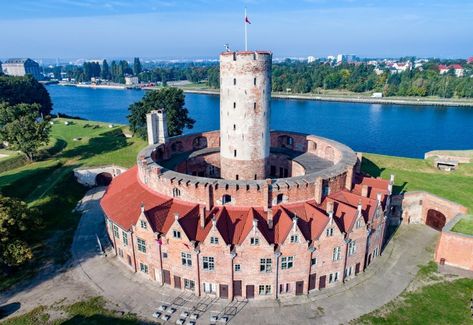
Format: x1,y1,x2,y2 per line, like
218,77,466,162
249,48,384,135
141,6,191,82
0,75,52,116
0,196,39,267
133,57,142,76
101,59,111,80
127,87,195,138
0,103,51,161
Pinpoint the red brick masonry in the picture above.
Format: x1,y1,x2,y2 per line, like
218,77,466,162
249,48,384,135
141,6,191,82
101,131,391,300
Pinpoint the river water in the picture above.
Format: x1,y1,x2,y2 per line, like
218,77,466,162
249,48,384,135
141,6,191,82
46,84,473,158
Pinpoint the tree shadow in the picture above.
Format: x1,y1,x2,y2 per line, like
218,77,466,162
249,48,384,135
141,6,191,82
0,302,21,319
60,129,129,161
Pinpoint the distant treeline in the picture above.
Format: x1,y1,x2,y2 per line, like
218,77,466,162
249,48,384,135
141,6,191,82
43,58,473,98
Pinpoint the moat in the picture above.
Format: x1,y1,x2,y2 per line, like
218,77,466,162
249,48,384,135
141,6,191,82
47,84,473,158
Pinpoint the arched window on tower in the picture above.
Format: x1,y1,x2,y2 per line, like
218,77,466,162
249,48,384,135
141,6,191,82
172,188,181,197
276,194,284,204
222,194,232,205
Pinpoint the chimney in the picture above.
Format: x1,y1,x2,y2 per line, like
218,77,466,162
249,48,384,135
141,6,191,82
140,202,145,214
377,192,382,203
357,201,362,217
252,219,259,231
327,200,334,215
199,205,206,229
292,216,298,231
267,209,273,229
174,212,180,221
361,185,369,198
388,174,395,194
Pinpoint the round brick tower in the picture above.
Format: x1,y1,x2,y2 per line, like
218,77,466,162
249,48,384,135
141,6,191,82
219,51,272,180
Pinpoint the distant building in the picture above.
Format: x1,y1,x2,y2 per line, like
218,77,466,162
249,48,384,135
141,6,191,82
125,76,139,85
391,62,412,74
336,54,358,65
307,56,316,63
2,58,42,79
438,64,464,77
467,57,473,64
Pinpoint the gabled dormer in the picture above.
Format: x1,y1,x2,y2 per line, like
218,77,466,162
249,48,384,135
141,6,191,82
134,202,152,233
322,200,344,238
239,209,272,248
164,212,192,245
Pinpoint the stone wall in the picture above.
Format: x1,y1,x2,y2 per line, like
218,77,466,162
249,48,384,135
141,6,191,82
435,215,473,274
74,165,127,187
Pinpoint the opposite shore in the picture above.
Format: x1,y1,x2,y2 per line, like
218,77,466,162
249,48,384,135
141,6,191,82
57,82,473,107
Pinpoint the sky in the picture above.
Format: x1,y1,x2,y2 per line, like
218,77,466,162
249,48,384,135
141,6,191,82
0,0,472,60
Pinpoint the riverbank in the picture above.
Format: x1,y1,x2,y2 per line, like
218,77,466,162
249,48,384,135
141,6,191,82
180,87,473,107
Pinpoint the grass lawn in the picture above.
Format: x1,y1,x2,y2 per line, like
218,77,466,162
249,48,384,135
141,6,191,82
1,297,140,325
354,260,473,325
0,118,146,290
451,216,473,236
362,153,473,211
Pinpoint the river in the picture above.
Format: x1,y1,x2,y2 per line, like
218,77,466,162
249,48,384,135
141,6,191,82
46,84,473,158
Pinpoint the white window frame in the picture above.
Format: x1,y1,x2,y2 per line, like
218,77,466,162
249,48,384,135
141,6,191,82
202,256,215,271
210,236,219,245
281,256,294,270
326,228,334,237
258,284,272,295
250,237,260,246
348,240,357,256
184,279,195,290
139,262,148,274
260,258,272,273
137,238,146,253
140,220,147,229
113,225,120,238
290,234,299,243
332,246,341,261
181,252,192,267
311,257,317,266
122,231,128,246
173,229,181,239
356,218,363,229
329,272,339,283
234,264,241,272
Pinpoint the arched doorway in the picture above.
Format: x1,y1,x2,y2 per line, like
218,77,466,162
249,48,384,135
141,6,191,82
425,209,446,231
96,172,113,186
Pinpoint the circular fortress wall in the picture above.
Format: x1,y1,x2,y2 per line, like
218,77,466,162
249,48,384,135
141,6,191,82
137,130,357,209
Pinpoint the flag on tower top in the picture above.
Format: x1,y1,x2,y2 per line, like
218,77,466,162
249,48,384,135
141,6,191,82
245,15,251,24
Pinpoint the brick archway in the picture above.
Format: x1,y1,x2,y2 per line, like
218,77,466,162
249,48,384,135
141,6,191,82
426,209,446,231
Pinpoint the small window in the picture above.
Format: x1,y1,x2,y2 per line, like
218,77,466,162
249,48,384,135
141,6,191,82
348,240,357,256
329,272,339,283
140,220,147,229
233,78,236,85
233,102,236,109
122,231,128,246
233,124,236,130
210,236,219,244
332,246,341,261
356,218,363,229
139,262,148,274
162,252,168,258
234,150,237,157
326,228,334,237
137,238,146,253
290,234,299,243
254,102,257,110
276,194,284,204
222,194,232,205
311,257,317,266
260,258,272,272
250,237,259,245
254,77,257,85
202,256,215,271
258,284,272,295
172,188,181,197
113,225,120,238
184,279,195,290
234,264,241,272
173,229,181,239
281,256,294,270
181,252,192,267
236,174,239,180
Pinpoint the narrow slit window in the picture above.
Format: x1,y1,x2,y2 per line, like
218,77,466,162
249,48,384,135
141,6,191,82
233,78,237,85
254,77,257,85
233,102,236,109
234,150,237,157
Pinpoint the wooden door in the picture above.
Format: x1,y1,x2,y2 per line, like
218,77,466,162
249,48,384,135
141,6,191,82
219,284,229,299
163,270,171,285
174,275,181,289
127,255,132,266
295,281,304,295
246,285,255,299
319,275,326,290
355,263,361,275
233,280,242,297
309,274,317,290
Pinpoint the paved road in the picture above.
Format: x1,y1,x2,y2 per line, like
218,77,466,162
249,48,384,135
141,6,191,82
1,188,439,324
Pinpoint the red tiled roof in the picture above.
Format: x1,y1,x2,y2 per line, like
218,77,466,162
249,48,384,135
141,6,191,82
101,168,389,245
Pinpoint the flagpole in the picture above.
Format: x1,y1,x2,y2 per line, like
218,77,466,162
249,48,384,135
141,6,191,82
244,7,248,51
